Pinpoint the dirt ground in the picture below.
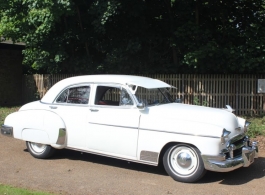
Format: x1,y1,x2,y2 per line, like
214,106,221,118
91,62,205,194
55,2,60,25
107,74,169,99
0,135,265,195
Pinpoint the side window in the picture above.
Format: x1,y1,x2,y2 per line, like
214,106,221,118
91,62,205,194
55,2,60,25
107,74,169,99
95,86,133,106
56,86,90,104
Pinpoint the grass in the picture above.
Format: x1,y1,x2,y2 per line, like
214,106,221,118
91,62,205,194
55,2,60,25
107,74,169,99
0,184,54,195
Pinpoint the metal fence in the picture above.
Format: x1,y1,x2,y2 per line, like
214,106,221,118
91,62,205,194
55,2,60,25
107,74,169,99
22,74,265,116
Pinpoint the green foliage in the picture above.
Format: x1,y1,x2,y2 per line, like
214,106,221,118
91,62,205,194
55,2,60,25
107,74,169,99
0,0,73,73
246,116,265,138
1,0,265,74
193,96,208,107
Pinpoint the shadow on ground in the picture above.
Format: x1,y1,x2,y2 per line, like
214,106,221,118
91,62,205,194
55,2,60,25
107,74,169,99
24,148,168,176
24,148,265,185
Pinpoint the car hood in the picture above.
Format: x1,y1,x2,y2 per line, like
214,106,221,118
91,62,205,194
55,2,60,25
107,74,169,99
140,103,243,138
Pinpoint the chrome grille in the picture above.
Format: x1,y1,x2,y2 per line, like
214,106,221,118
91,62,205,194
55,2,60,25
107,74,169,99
225,134,247,159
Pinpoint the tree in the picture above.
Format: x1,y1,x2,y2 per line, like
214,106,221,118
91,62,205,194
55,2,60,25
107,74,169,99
1,0,265,74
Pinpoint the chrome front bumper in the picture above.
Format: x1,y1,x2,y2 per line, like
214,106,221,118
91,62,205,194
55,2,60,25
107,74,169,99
1,125,13,137
202,142,258,172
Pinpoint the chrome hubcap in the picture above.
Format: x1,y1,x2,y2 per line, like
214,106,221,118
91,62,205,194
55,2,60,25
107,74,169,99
177,152,192,168
169,146,198,176
30,142,46,154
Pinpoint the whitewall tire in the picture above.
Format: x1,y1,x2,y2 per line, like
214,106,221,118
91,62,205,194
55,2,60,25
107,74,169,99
26,141,55,159
163,144,206,183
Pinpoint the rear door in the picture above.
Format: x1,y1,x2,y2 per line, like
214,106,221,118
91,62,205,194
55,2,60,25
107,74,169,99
50,84,91,149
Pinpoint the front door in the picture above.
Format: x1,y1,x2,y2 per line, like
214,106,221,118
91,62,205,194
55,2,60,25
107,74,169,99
87,84,140,159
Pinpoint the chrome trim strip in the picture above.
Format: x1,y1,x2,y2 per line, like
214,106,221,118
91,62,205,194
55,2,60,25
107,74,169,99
140,128,220,139
88,123,218,138
41,101,90,107
1,125,13,137
89,122,138,129
41,101,135,109
56,128,66,145
65,147,158,166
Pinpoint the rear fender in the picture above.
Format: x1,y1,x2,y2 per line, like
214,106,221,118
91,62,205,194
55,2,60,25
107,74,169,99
43,111,67,149
4,110,67,149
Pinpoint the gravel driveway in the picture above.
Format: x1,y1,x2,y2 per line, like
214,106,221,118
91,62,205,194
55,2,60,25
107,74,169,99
1,135,265,195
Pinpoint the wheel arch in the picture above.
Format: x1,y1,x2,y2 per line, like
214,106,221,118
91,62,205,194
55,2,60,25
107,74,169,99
42,110,67,149
160,141,206,182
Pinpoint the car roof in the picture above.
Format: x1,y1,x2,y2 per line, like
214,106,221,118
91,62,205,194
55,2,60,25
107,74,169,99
41,75,171,103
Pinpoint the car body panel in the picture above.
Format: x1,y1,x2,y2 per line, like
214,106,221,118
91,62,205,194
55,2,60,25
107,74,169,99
87,105,140,158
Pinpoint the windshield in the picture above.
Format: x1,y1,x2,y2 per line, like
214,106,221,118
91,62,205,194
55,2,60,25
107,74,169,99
134,87,174,106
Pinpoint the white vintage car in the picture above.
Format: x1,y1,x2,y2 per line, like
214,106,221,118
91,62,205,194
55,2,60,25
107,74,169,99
1,75,258,182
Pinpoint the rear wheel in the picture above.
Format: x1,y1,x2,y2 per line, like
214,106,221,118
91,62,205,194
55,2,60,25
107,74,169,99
26,141,55,159
163,144,206,183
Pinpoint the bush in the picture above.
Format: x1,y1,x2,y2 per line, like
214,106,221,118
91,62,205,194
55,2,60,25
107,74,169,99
245,116,265,138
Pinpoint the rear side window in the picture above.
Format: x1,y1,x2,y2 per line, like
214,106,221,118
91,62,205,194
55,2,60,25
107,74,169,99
56,86,90,104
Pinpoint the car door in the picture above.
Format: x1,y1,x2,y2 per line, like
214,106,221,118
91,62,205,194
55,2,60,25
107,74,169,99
50,84,91,149
87,84,140,159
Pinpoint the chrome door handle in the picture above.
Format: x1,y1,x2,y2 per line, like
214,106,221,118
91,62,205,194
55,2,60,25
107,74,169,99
90,109,99,112
49,106,57,109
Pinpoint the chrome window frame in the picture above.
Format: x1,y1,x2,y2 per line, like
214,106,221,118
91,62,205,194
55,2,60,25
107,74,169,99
92,83,136,108
52,83,92,106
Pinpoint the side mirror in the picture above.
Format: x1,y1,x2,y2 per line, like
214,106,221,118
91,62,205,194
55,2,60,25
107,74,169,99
175,98,182,103
137,103,145,110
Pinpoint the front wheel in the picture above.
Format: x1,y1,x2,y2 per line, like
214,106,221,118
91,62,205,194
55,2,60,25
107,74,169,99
26,141,55,159
163,144,206,183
